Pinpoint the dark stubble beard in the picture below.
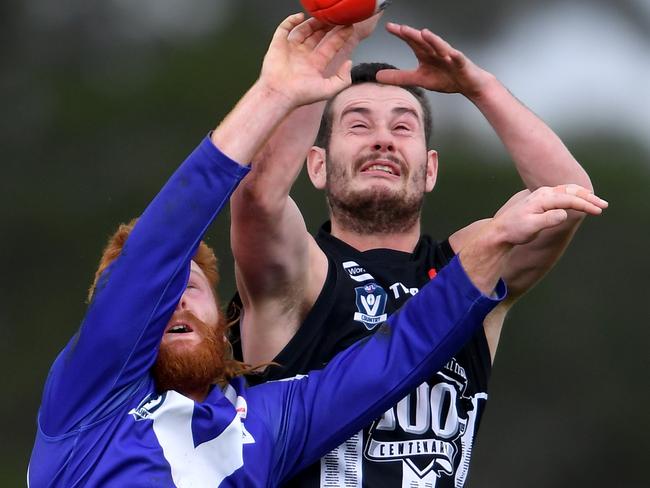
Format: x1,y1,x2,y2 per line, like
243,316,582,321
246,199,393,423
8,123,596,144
325,153,426,235
153,310,228,394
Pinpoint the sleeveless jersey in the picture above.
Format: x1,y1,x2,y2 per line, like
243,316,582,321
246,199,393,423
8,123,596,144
238,222,492,488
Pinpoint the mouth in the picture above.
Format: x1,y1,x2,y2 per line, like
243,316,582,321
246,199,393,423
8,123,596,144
165,322,195,334
359,160,402,177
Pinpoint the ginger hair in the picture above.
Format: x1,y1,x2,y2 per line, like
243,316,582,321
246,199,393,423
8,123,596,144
87,218,219,302
87,218,250,383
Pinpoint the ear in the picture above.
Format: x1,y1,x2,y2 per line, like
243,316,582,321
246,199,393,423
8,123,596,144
307,146,328,190
425,149,438,193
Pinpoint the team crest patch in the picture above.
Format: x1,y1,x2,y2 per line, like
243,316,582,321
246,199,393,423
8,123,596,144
354,283,388,330
129,392,166,421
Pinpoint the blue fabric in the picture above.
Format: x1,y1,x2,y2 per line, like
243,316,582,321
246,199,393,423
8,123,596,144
28,136,504,487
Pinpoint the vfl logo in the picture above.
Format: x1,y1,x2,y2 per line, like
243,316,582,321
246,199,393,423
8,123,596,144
354,283,388,330
129,392,166,421
342,261,375,282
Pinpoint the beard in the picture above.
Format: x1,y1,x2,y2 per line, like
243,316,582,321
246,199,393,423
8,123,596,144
325,152,426,235
152,310,229,394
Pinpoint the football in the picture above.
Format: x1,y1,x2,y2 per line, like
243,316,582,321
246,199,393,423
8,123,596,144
300,0,390,25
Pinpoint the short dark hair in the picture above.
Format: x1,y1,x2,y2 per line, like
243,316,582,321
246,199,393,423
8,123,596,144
314,62,434,149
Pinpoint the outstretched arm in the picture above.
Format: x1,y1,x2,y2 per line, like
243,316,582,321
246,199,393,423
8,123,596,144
230,16,381,365
38,13,355,436
261,183,606,483
378,24,596,300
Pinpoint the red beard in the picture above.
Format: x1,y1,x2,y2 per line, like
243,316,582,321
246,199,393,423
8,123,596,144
152,310,229,394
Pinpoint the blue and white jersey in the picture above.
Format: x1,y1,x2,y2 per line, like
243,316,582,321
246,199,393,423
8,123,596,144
28,137,505,487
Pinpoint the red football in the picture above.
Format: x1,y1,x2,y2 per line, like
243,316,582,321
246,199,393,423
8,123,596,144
300,0,389,25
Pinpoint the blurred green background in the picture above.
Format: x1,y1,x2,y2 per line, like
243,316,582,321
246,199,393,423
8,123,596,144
2,0,648,486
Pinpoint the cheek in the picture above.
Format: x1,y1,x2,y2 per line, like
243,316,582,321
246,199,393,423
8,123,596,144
193,290,220,326
204,301,220,327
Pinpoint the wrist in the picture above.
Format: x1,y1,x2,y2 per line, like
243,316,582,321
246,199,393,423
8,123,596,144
250,78,296,114
458,220,513,296
210,80,295,164
464,71,500,104
478,218,516,256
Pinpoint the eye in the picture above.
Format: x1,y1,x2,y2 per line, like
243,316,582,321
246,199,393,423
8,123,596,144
394,124,411,132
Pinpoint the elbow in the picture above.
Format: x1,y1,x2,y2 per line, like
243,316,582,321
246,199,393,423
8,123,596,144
232,179,285,218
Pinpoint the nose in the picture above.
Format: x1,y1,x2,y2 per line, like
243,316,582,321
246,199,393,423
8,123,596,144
176,291,190,312
372,128,395,153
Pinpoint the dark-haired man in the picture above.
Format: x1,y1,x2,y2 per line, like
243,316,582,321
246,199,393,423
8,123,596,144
230,20,604,487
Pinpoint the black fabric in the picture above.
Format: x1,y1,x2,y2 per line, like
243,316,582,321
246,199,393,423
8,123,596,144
230,222,492,487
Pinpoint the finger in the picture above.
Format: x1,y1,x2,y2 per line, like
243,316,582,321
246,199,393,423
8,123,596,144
421,29,455,59
274,13,306,38
448,50,467,70
375,68,421,87
288,16,330,45
556,184,609,208
272,13,306,47
304,25,329,49
312,25,354,69
316,60,353,102
331,59,353,92
386,23,438,59
541,209,569,228
537,192,605,215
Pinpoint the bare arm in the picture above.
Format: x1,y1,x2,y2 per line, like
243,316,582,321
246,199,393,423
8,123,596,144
450,185,607,358
377,23,599,349
219,14,356,366
231,16,381,364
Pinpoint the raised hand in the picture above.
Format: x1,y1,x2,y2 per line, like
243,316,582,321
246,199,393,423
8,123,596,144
459,184,607,295
492,184,608,247
260,13,354,108
375,22,491,98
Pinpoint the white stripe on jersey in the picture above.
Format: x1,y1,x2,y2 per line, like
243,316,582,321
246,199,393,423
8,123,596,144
151,391,244,487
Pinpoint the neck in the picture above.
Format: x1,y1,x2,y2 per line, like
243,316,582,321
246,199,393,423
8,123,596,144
330,218,422,253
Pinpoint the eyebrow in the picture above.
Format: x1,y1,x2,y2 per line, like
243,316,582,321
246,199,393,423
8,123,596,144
392,106,421,122
339,106,421,123
340,106,371,120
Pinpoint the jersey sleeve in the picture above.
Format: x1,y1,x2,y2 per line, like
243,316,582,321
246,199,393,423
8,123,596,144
258,255,506,485
38,137,250,436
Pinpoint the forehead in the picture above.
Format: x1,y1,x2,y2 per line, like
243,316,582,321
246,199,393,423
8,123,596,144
331,83,424,121
190,261,209,281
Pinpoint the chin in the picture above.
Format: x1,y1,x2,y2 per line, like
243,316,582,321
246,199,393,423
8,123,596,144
153,334,223,394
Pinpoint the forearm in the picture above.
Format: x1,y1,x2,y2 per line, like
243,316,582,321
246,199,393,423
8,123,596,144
211,80,294,165
235,101,326,210
470,75,592,191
